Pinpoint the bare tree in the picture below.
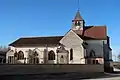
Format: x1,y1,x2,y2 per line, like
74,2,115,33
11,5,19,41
118,53,120,61
0,45,9,54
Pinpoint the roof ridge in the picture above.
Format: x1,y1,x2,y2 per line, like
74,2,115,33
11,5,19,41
92,25,106,27
21,36,64,39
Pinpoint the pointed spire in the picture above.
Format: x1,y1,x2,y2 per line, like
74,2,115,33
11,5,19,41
74,10,83,21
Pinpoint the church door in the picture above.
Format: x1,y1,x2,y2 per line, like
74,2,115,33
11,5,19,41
33,57,39,64
60,55,64,63
59,54,68,64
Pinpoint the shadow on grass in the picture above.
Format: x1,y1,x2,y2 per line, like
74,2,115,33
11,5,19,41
0,72,120,80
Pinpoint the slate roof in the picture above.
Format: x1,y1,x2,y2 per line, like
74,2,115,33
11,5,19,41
72,10,83,21
9,36,63,47
9,26,107,47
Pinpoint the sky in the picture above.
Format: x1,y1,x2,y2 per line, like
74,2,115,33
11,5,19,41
0,0,119,60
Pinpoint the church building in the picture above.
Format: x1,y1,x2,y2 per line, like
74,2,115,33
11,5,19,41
6,11,112,65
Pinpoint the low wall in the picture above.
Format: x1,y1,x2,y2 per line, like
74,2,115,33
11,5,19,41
112,62,120,69
112,62,120,66
0,64,104,75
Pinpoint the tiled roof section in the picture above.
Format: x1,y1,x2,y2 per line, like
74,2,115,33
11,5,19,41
73,26,107,40
77,34,96,40
73,11,83,21
9,36,63,47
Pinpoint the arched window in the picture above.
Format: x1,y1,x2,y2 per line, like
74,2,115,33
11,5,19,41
33,51,38,56
28,50,39,64
70,48,73,60
78,21,81,26
18,51,24,60
90,50,95,57
75,21,80,26
48,50,55,60
75,21,78,26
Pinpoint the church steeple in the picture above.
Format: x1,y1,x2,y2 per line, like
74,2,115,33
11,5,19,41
72,10,85,30
73,10,83,21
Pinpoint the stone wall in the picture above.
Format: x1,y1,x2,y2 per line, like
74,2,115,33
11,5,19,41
6,46,59,64
0,64,104,75
60,30,85,64
85,40,105,58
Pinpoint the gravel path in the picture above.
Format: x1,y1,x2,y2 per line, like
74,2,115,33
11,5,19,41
83,67,120,80
84,77,120,80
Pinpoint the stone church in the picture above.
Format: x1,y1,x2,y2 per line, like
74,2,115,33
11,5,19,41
6,11,112,64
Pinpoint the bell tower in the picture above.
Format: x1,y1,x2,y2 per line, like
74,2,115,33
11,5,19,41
72,10,85,31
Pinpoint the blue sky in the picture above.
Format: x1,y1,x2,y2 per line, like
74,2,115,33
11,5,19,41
0,0,119,59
